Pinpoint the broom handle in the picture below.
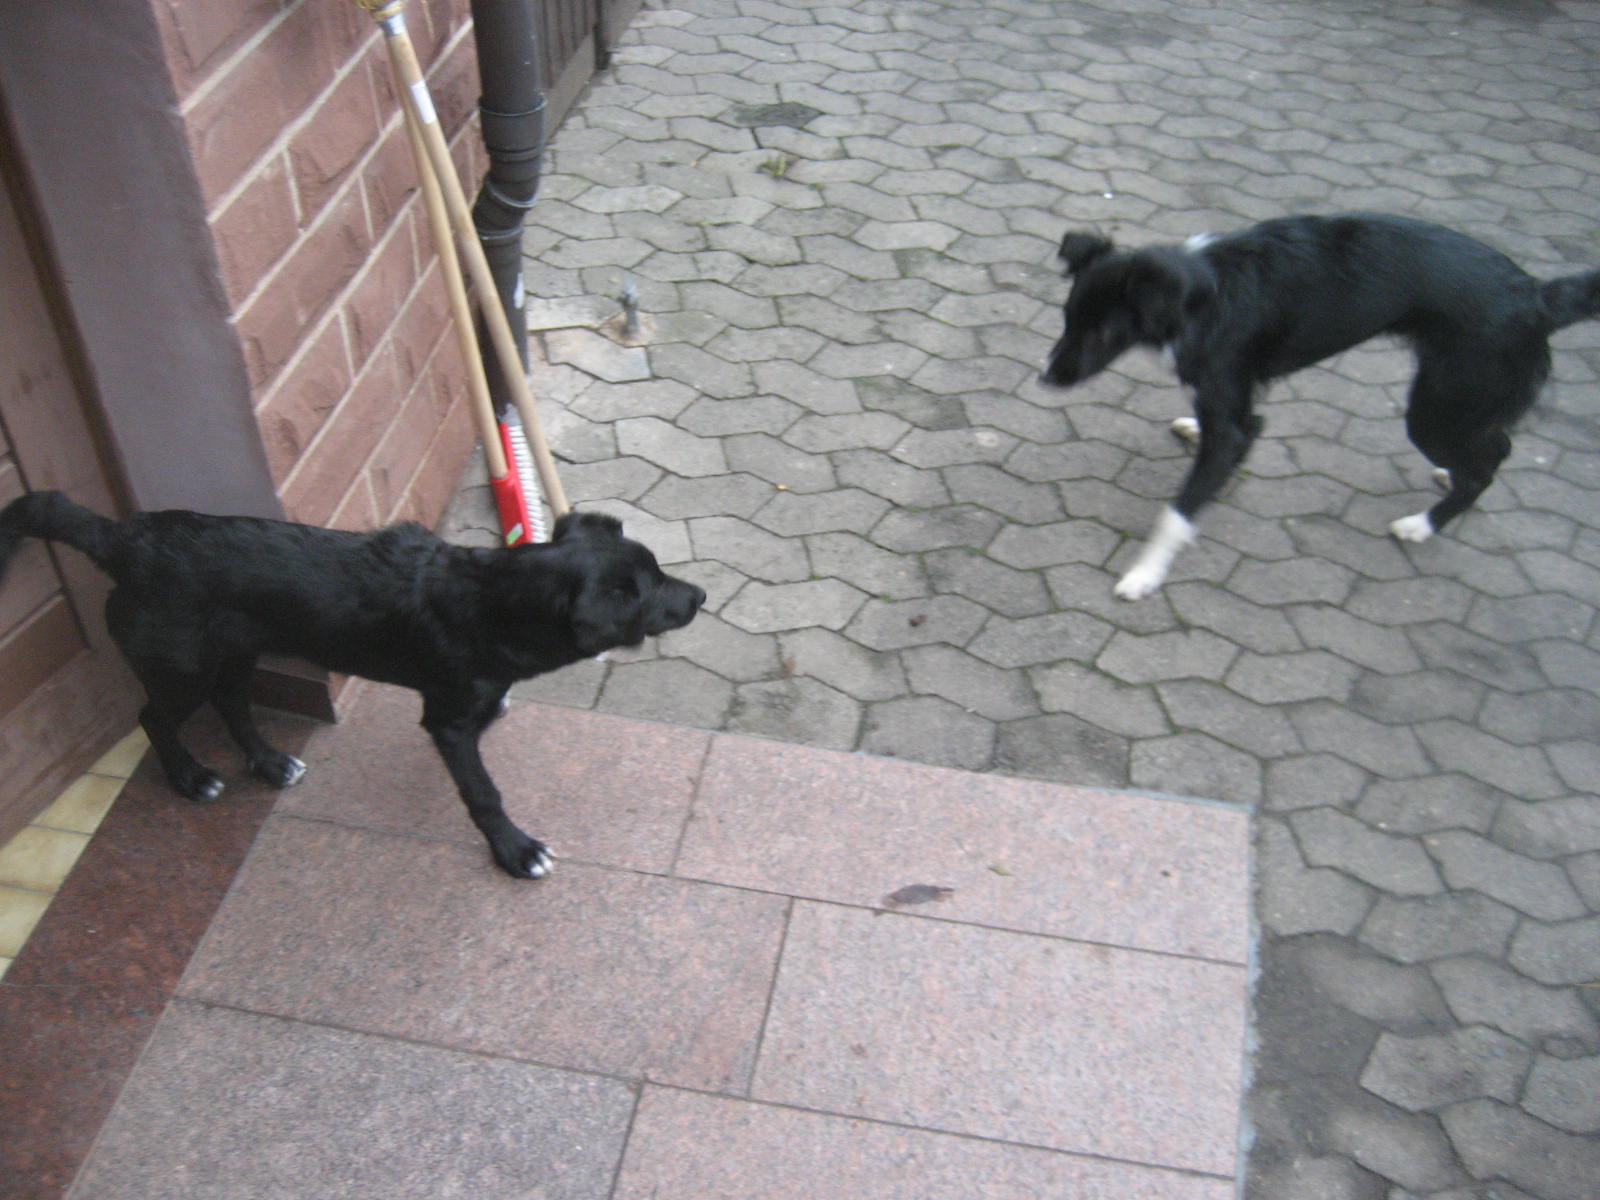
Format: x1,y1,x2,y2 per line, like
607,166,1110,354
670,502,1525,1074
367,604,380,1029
360,0,569,516
399,78,508,479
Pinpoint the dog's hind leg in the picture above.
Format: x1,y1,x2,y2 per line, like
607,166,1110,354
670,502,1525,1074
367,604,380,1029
211,657,307,788
132,671,227,802
1391,425,1511,542
422,686,554,879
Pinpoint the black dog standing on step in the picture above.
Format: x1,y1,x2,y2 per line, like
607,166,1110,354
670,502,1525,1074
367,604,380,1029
0,493,704,878
1039,212,1600,600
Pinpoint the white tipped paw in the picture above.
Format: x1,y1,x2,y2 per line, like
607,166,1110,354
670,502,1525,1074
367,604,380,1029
1390,513,1435,543
1114,563,1167,601
1171,416,1201,444
1432,468,1452,490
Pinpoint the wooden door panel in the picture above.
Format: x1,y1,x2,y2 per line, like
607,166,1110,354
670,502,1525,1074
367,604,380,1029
0,154,141,842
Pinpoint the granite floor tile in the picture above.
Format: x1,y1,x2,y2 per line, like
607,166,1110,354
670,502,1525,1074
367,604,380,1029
752,901,1246,1177
678,734,1248,962
615,1086,1235,1200
282,683,711,873
180,816,787,1093
0,712,306,1200
71,1001,635,1200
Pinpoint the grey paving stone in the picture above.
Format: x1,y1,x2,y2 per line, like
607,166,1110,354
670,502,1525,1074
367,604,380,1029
1422,831,1587,922
991,713,1130,789
1032,662,1169,739
751,488,890,538
1158,680,1303,759
860,695,995,770
1521,1053,1600,1134
806,531,927,603
870,505,1006,555
1360,1026,1530,1112
902,644,1038,723
725,675,861,751
1492,795,1600,861
719,578,867,635
844,595,990,653
594,656,732,729
1130,730,1263,806
724,433,836,494
1291,808,1445,897
1263,754,1370,815
1096,628,1238,686
1346,671,1485,727
686,515,808,583
1354,776,1503,838
1360,892,1519,965
1288,703,1433,779
1440,1099,1600,1200
1508,915,1600,987
775,627,906,704
1291,935,1454,1037
924,548,1052,619
1428,957,1600,1051
1328,1105,1470,1196
656,610,780,684
1413,721,1566,802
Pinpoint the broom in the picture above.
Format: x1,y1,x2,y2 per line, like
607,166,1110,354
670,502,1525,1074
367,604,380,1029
355,0,569,540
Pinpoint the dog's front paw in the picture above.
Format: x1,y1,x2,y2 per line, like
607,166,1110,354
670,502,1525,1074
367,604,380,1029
1389,513,1435,543
1171,416,1201,444
491,834,555,880
174,765,226,803
1113,564,1166,601
251,751,307,788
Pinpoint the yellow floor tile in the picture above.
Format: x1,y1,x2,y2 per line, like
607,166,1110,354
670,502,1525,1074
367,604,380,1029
90,728,150,779
33,772,127,835
0,825,93,893
0,884,53,958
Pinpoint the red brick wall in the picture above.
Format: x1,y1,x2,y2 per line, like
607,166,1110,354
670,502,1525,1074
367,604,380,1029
151,0,485,531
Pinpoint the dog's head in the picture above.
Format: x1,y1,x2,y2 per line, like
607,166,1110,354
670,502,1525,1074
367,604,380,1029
544,511,706,656
1039,231,1215,388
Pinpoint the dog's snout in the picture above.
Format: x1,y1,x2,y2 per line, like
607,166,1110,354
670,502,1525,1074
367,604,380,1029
689,583,708,611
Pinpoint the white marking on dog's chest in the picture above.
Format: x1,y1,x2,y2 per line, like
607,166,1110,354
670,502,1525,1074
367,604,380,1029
1184,231,1217,253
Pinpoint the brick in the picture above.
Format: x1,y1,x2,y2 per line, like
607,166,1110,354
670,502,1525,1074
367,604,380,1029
210,153,298,308
289,57,383,225
254,318,353,485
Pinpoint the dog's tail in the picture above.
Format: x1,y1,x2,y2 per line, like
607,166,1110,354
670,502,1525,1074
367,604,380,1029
1542,269,1600,332
0,491,117,586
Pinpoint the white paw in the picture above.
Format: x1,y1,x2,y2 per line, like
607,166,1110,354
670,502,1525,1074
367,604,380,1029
1114,563,1167,601
282,756,307,787
1432,468,1452,490
1390,512,1434,543
1171,416,1200,444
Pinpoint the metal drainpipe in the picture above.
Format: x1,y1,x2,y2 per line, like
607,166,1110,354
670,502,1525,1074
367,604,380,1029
468,0,544,417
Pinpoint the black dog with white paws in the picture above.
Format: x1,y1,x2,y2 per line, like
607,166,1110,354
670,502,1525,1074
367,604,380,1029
1040,213,1600,599
0,492,704,878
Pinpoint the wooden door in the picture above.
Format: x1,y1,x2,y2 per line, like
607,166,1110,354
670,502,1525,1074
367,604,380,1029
0,156,142,844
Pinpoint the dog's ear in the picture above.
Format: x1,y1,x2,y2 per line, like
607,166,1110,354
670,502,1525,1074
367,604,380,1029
552,510,624,541
1058,232,1115,276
